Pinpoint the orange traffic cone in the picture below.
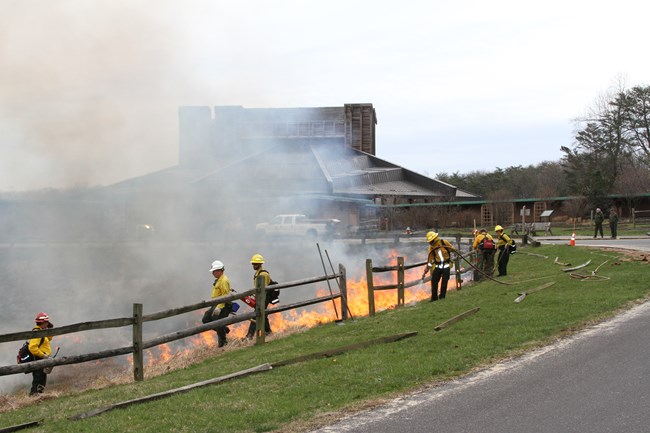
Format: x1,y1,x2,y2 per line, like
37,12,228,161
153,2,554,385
569,232,576,246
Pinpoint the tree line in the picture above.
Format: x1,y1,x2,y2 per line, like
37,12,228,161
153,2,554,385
436,83,650,213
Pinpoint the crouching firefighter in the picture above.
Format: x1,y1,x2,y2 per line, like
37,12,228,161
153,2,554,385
421,231,458,301
28,312,54,396
205,260,234,348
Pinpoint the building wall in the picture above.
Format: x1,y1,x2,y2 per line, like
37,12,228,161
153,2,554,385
178,104,377,169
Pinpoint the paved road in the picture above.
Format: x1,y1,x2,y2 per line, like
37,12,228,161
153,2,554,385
534,235,650,253
310,239,650,433
311,302,650,433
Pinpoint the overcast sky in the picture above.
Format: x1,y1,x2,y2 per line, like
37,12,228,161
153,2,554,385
1,0,649,191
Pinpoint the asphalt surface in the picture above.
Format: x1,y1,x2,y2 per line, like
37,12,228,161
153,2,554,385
310,238,650,433
532,235,650,253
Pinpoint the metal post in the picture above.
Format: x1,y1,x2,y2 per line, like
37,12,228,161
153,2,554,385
132,303,144,382
366,258,375,317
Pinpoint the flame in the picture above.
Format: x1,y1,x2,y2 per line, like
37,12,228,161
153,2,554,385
141,249,463,367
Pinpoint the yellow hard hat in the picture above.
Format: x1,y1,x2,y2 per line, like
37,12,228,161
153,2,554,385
426,231,439,242
250,254,265,264
495,225,504,232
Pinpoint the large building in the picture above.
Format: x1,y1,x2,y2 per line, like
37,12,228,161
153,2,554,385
0,104,478,242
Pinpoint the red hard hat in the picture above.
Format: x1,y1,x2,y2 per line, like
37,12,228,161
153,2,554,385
35,312,50,323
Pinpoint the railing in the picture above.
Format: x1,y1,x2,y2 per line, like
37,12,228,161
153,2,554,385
0,265,347,381
632,208,650,228
365,256,466,316
365,235,475,316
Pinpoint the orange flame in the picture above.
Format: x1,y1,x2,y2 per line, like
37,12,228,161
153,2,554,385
142,250,462,366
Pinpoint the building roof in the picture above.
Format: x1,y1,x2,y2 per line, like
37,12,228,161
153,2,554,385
189,140,475,201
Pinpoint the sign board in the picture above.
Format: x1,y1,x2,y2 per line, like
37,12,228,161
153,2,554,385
540,210,554,217
519,209,531,216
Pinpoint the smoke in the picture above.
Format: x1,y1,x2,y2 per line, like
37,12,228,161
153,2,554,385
0,1,199,191
0,1,427,395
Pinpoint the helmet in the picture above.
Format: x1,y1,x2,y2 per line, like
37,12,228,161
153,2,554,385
209,260,224,272
426,231,439,242
35,312,50,324
495,225,504,232
250,254,265,264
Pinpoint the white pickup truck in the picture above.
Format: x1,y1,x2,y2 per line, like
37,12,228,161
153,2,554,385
255,214,340,239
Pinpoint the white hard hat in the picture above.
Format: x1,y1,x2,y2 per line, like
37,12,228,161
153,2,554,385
209,260,224,272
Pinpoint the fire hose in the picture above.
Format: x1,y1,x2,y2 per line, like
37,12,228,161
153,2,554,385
452,251,555,286
453,251,514,285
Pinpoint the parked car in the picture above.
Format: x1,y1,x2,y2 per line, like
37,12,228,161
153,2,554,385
255,214,340,239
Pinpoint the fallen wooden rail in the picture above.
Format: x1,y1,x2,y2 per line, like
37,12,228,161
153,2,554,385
514,282,556,304
0,420,43,433
69,364,272,421
271,331,418,367
434,307,480,331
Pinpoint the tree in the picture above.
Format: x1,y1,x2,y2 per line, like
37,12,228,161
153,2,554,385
564,82,636,203
619,85,650,165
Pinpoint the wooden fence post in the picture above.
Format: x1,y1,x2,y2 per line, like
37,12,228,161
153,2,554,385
366,258,375,317
132,303,144,382
455,257,462,290
255,275,267,345
339,263,348,321
397,257,405,307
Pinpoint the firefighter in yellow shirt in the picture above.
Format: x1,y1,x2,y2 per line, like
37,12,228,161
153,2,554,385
472,228,496,280
208,260,233,347
495,225,515,277
28,312,53,396
421,231,458,301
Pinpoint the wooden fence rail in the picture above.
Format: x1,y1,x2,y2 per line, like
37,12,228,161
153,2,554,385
365,236,475,316
0,266,347,381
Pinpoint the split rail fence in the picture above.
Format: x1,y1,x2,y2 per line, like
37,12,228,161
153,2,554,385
365,235,476,316
0,265,347,382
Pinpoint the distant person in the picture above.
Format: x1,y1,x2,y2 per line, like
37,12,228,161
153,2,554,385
206,260,234,348
421,231,458,301
28,312,54,396
246,254,275,339
609,208,619,239
593,208,605,239
472,228,496,280
495,225,515,277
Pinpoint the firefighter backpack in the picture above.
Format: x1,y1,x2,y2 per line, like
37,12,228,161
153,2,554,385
17,338,43,364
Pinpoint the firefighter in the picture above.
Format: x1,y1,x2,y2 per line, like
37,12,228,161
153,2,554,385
495,225,515,277
208,260,233,348
472,228,496,280
246,254,273,338
421,231,458,301
28,312,53,396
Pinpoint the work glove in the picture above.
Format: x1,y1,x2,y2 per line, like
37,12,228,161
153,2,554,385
211,308,222,318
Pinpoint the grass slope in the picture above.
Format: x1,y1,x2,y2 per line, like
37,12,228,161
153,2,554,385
1,245,649,433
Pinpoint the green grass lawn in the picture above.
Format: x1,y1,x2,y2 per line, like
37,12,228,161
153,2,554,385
2,244,649,433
